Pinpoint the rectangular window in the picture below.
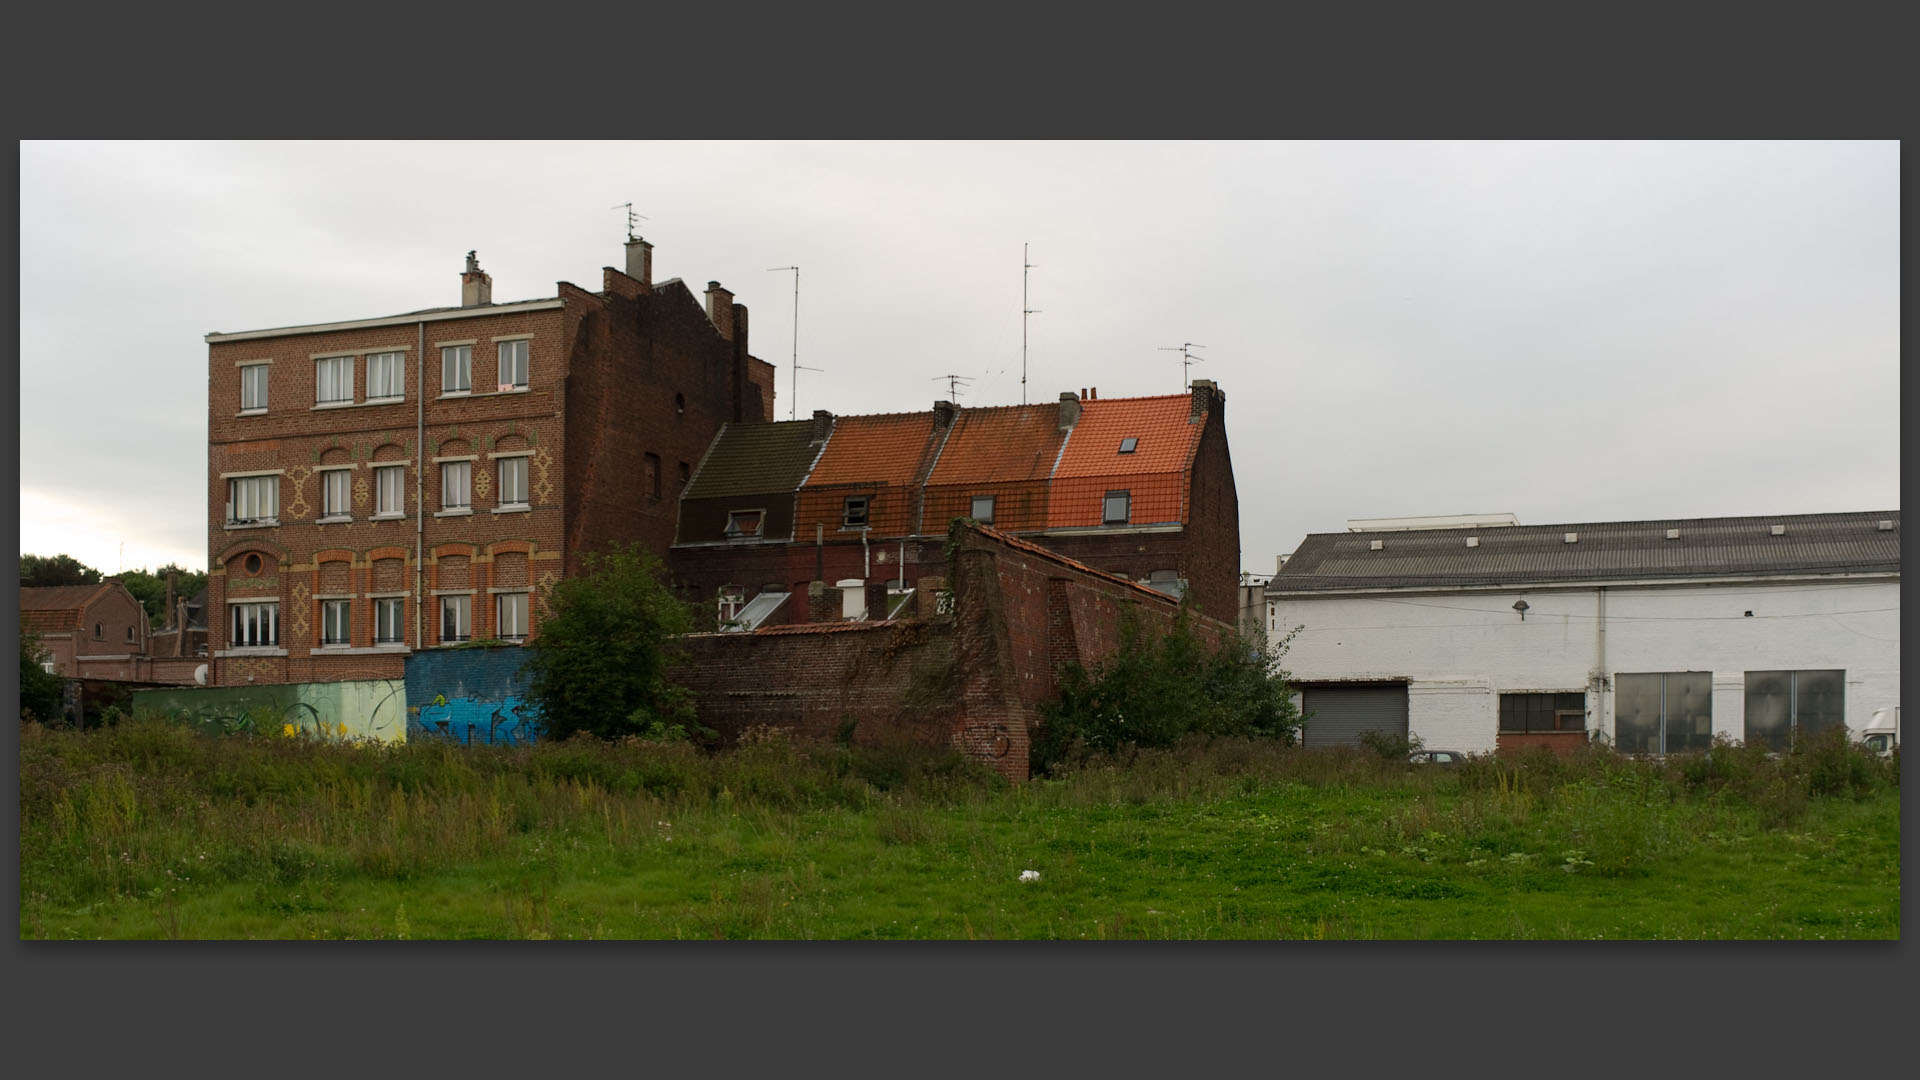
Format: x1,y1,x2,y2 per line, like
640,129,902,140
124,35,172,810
1499,692,1587,733
843,496,870,528
319,469,352,520
374,598,404,645
971,495,995,524
496,592,529,642
375,465,404,517
229,602,279,647
440,595,470,643
1615,672,1713,755
367,351,405,401
725,510,764,538
441,461,471,511
645,453,661,501
1744,670,1845,751
498,339,529,390
321,599,351,646
240,364,269,412
316,356,353,404
1103,490,1131,525
227,475,278,524
498,457,528,508
441,345,472,395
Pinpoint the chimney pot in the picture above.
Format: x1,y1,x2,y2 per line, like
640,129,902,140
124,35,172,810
460,251,492,307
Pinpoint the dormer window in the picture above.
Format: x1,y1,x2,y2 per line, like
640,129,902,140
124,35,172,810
725,510,765,538
970,495,996,524
1118,437,1138,454
1103,490,1131,525
843,496,870,529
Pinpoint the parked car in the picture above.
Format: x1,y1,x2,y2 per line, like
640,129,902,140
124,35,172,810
1408,750,1466,766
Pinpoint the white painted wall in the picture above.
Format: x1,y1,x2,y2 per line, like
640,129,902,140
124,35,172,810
1269,577,1900,752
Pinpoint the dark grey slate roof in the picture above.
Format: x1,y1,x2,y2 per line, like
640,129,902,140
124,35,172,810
1271,511,1900,594
682,420,824,499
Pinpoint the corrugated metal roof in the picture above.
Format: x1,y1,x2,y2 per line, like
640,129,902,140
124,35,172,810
1271,511,1901,593
681,420,824,499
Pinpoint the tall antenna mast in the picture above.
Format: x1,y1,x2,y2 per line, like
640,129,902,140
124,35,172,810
766,266,818,420
611,202,648,240
1157,342,1207,389
931,373,974,402
1022,243,1041,405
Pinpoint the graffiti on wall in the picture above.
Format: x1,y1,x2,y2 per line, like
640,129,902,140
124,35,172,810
132,680,408,744
408,694,542,746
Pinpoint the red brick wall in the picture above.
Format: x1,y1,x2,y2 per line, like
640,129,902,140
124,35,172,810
1495,732,1588,757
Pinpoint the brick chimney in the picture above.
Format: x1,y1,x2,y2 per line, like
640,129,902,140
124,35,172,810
1190,378,1219,422
933,399,958,429
811,409,835,444
461,251,492,307
705,282,735,341
625,237,653,289
1058,391,1081,431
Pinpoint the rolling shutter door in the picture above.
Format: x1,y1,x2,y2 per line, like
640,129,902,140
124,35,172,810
1301,685,1409,748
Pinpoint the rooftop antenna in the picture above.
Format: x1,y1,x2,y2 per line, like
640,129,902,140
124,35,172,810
765,266,820,420
611,202,648,240
1158,342,1207,389
1022,243,1041,405
931,373,974,402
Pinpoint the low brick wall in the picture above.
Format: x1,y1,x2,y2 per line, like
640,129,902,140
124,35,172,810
1495,731,1589,757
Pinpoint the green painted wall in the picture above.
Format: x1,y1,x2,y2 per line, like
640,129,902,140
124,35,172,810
132,679,408,744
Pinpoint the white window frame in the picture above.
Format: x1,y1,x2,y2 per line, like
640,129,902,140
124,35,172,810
441,344,472,396
229,601,279,648
440,460,471,512
227,475,279,525
498,456,529,509
496,592,529,642
240,364,269,413
315,355,353,405
498,339,529,390
318,467,353,521
320,599,351,647
367,351,405,402
374,597,405,645
440,594,471,644
374,464,405,518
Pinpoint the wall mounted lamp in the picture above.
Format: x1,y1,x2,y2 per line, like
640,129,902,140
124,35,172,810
1512,599,1530,621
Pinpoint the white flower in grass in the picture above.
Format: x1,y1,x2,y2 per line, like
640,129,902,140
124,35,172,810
1019,870,1040,883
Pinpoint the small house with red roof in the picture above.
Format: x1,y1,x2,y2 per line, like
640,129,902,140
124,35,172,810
20,581,200,686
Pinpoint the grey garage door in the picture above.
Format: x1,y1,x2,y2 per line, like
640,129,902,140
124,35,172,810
1301,685,1409,748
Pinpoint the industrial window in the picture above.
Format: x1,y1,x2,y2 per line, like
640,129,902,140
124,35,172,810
230,602,279,648
374,465,405,517
1614,672,1712,755
1118,437,1138,454
367,351,405,401
315,356,352,404
971,495,995,524
1102,490,1130,525
440,461,471,511
321,600,351,646
498,339,529,390
240,364,269,413
1499,692,1586,733
374,598,404,645
319,468,352,521
228,476,278,525
1744,670,1845,751
645,453,662,501
440,595,471,643
496,592,529,642
725,510,764,538
441,345,472,395
843,496,870,528
498,457,528,508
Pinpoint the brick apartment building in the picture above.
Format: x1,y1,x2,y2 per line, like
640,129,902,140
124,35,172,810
203,241,774,687
669,380,1240,626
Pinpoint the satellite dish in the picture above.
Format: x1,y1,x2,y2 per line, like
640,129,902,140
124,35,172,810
194,664,208,686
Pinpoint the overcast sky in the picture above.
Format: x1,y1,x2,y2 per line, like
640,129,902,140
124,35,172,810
18,141,1900,579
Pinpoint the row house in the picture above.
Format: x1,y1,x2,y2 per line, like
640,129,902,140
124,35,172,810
204,242,774,687
669,380,1240,626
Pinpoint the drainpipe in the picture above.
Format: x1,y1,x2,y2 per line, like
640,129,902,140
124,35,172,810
1593,586,1607,742
862,528,870,579
897,540,905,590
415,321,426,649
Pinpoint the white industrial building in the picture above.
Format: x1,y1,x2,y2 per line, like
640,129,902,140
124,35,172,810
1265,511,1900,755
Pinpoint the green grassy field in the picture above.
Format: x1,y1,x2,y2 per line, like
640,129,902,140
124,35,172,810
19,720,1900,940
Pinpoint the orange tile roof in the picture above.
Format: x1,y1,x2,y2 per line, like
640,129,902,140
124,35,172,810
1052,394,1201,479
802,412,939,488
926,403,1066,485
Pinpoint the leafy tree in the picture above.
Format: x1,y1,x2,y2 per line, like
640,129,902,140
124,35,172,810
112,564,209,628
523,545,701,742
1031,604,1301,774
19,625,65,724
19,553,102,588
